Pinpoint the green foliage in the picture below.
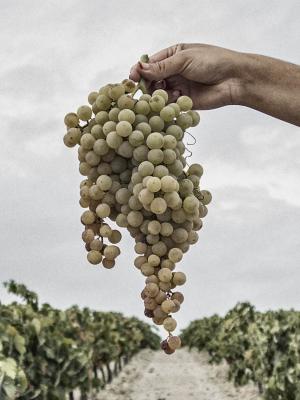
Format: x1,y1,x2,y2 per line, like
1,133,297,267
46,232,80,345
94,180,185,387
181,302,300,400
0,281,160,399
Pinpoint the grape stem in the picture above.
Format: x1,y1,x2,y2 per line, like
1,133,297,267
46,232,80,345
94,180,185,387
132,54,149,97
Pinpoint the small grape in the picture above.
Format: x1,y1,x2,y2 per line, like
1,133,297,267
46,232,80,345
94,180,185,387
158,268,172,283
146,132,164,149
176,95,193,111
150,198,167,215
168,336,181,350
96,203,111,218
160,106,175,122
172,271,186,285
163,317,177,332
168,248,183,263
64,112,79,128
152,89,168,103
149,95,165,112
87,250,102,265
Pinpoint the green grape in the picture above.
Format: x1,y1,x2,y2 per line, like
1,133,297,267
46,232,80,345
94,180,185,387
63,131,78,147
168,103,181,117
108,107,120,122
108,84,125,100
81,210,96,225
188,163,203,177
148,254,160,266
118,109,135,124
115,188,131,204
91,124,105,140
138,160,154,177
183,195,200,214
96,94,111,111
164,191,181,209
134,100,151,115
104,245,120,260
96,203,111,218
158,268,172,283
129,130,144,147
90,238,103,251
160,106,176,122
188,230,199,244
146,132,164,149
122,79,136,93
93,139,109,156
172,271,186,285
168,248,183,263
117,141,134,158
99,224,112,237
64,112,79,128
147,149,164,165
134,114,148,126
135,122,152,137
102,258,116,269
150,198,167,214
140,93,151,102
133,145,149,162
127,211,143,227
82,229,95,243
103,121,117,136
163,135,177,149
147,220,161,235
161,176,179,192
116,121,132,137
163,149,177,165
149,95,165,112
152,241,167,256
149,116,165,132
77,105,92,121
166,124,183,140
117,94,135,110
176,113,193,130
80,133,95,150
87,250,102,265
138,188,154,205
168,159,184,176
152,89,168,103
106,131,123,149
187,110,200,126
85,151,100,166
97,175,112,191
146,177,161,193
161,299,176,313
79,162,92,176
95,111,109,125
153,165,169,178
176,95,193,111
200,190,212,205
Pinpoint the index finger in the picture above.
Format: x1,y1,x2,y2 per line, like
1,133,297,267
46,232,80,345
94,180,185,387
149,44,185,63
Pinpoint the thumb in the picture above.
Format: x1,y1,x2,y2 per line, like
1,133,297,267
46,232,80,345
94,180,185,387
139,53,184,81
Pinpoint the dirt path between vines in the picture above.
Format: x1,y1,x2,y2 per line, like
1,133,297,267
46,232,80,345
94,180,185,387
97,348,260,400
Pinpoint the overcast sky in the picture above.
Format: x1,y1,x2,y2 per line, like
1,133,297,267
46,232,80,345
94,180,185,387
0,0,299,331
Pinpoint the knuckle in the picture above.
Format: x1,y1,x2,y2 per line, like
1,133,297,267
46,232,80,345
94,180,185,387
175,43,186,52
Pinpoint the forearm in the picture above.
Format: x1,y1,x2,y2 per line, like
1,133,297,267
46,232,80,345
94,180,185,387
234,53,300,126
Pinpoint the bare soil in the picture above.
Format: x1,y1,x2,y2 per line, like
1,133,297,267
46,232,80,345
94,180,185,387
96,348,261,400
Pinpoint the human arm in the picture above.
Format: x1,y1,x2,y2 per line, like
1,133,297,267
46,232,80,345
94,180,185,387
129,44,300,126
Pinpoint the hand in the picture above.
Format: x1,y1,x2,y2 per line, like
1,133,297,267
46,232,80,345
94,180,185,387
129,43,243,110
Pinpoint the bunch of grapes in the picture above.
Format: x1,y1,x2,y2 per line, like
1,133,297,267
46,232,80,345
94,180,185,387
63,72,211,354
